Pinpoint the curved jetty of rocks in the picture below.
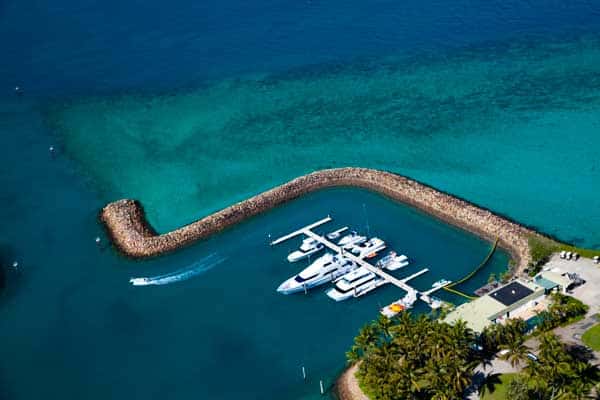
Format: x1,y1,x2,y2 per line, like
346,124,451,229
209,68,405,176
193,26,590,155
101,167,538,272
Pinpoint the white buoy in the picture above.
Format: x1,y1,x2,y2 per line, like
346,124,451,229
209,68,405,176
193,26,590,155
14,86,21,93
95,236,101,244
319,380,324,395
49,145,55,153
12,261,18,269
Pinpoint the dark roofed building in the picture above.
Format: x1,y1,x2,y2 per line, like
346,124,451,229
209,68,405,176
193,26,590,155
490,281,534,306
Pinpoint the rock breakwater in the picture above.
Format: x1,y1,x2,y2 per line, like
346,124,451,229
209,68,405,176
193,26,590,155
100,167,538,273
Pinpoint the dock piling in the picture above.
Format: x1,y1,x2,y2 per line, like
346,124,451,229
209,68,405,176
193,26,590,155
319,380,324,395
302,366,306,380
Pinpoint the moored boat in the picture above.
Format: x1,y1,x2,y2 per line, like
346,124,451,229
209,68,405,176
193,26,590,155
351,237,386,258
326,226,349,240
287,237,324,262
376,251,409,271
337,231,367,249
325,267,385,301
431,278,451,288
277,253,357,294
380,290,418,318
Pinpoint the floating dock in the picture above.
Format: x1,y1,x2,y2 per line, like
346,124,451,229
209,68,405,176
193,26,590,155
270,217,447,311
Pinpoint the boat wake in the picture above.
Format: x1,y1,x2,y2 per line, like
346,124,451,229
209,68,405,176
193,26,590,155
129,253,226,286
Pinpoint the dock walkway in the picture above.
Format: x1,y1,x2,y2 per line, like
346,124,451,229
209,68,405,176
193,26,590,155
270,217,439,306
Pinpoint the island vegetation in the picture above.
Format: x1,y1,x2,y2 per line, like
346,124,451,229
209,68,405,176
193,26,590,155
346,313,479,400
482,331,599,399
346,291,595,400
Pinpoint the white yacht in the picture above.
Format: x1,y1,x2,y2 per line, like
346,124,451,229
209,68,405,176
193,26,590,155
337,231,367,249
351,237,386,258
287,237,324,262
129,277,152,286
420,293,444,309
376,251,409,271
325,267,384,301
326,226,349,241
380,290,418,318
277,253,357,294
431,279,451,289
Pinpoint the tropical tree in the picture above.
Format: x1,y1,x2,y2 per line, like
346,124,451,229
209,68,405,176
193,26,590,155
499,337,530,368
506,375,531,400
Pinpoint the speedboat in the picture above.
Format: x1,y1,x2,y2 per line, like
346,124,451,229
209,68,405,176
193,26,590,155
326,226,349,241
376,251,409,271
325,267,384,301
380,290,418,318
351,237,386,258
337,231,367,249
129,277,151,286
287,237,324,262
277,253,357,294
431,279,451,289
420,293,443,309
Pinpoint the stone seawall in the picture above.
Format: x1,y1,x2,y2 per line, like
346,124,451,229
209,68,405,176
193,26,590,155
100,167,537,272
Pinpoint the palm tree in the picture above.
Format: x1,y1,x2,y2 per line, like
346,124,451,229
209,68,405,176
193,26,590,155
354,323,379,356
506,376,531,400
375,314,394,341
499,337,530,368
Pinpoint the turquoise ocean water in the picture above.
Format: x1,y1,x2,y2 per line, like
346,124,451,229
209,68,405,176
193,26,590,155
1,1,600,399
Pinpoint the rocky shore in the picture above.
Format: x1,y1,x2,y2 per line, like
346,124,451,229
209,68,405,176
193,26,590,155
101,167,538,273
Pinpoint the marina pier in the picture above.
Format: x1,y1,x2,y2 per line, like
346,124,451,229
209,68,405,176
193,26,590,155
270,217,448,310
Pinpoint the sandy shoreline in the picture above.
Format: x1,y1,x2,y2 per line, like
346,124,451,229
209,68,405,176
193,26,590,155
335,364,369,400
100,167,539,274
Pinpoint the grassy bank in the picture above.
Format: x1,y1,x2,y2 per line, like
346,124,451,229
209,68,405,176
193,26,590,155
480,373,518,400
582,323,600,351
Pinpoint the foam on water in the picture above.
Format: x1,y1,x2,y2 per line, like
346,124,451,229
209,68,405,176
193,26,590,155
47,33,600,247
129,253,226,286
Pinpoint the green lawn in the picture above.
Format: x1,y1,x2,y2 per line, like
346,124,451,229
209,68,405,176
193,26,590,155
481,373,519,400
582,323,600,351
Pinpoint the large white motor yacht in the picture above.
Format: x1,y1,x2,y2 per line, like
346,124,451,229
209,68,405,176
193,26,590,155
325,267,384,301
277,253,356,294
350,237,386,258
287,237,324,262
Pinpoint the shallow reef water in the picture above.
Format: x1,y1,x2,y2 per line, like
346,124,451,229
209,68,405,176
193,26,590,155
48,34,600,247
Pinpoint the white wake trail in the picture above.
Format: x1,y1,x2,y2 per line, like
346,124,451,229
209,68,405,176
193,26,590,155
129,253,226,286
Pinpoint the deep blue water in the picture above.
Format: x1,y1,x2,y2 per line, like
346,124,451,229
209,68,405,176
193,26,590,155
2,1,600,399
2,0,600,95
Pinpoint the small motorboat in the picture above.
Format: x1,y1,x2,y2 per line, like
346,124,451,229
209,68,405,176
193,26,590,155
431,279,451,289
351,237,386,258
326,226,349,241
380,290,418,318
287,237,324,262
129,277,151,286
376,251,409,271
337,231,367,249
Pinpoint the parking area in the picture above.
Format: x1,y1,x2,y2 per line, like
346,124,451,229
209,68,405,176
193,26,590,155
543,254,600,314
